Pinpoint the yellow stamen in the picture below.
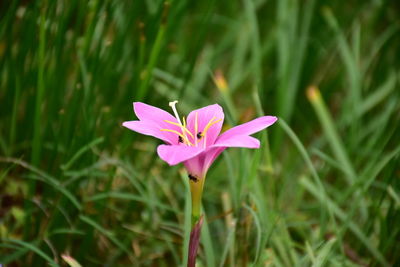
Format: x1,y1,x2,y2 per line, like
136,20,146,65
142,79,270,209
160,129,193,146
164,120,181,127
183,116,195,140
202,118,223,137
198,117,223,147
164,119,194,139
160,129,185,138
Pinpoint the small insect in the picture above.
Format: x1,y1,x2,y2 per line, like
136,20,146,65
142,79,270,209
196,132,202,139
178,136,184,143
188,174,198,182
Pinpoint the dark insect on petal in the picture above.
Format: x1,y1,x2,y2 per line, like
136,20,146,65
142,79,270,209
196,132,202,139
178,136,184,143
188,174,198,182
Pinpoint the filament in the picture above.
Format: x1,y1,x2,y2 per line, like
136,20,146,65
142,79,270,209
160,129,193,146
164,119,194,139
200,117,222,139
168,100,191,145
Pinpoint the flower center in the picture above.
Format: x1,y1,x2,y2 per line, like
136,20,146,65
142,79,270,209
160,101,222,147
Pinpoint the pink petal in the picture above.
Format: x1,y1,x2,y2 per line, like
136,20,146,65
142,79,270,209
186,104,224,147
133,102,177,123
124,102,183,144
122,120,178,145
182,146,225,177
184,156,204,178
216,116,277,145
201,146,225,172
157,145,204,165
213,135,260,148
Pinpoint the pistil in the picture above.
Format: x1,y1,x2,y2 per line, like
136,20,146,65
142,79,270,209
161,102,222,148
168,101,191,145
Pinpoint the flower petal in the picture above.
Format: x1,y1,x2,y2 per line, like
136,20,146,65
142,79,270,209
213,135,260,148
133,102,177,123
122,120,179,144
216,116,277,144
186,104,224,147
201,146,225,172
124,102,183,144
157,145,204,165
183,146,225,177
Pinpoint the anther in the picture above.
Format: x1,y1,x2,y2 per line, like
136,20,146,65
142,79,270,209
178,136,184,143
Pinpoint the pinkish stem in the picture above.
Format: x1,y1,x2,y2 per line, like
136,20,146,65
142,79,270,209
187,215,203,267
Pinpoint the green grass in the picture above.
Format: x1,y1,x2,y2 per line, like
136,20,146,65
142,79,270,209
1,0,399,266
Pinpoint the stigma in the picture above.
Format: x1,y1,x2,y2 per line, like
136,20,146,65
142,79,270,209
160,101,222,148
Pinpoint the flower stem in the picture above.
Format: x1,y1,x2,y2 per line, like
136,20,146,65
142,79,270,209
189,176,205,227
188,215,203,267
188,176,205,267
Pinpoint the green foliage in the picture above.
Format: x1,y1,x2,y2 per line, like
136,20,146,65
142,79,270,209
0,0,399,266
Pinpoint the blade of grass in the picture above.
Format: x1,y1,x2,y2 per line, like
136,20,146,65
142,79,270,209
0,157,82,210
84,191,178,213
2,239,58,266
61,137,104,171
306,86,357,184
218,219,236,267
31,1,47,166
137,1,169,100
278,118,333,233
243,204,262,264
300,177,389,266
79,215,131,255
313,238,337,267
200,212,216,267
9,75,21,156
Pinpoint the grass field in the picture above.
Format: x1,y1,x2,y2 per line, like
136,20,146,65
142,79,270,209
1,0,399,266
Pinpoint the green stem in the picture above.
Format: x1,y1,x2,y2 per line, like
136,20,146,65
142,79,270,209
189,175,205,226
188,175,206,267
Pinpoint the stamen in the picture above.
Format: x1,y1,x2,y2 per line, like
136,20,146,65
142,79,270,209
160,129,193,146
164,120,182,127
160,129,185,139
198,117,223,147
164,120,194,139
202,118,222,137
182,116,194,139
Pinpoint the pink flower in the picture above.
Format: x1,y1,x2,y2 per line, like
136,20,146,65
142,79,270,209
122,101,277,179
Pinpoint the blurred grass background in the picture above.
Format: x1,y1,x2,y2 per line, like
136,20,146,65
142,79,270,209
0,0,399,266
